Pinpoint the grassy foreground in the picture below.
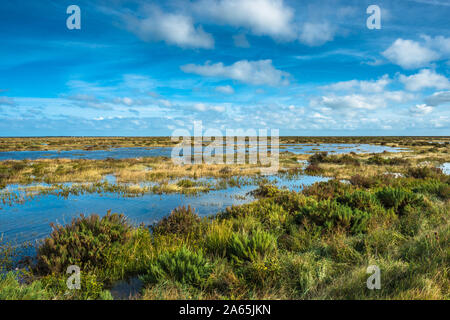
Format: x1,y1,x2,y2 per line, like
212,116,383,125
1,168,448,300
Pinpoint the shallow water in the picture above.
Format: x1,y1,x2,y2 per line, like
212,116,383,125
0,147,173,161
0,175,328,247
0,144,407,161
279,143,407,154
440,163,450,175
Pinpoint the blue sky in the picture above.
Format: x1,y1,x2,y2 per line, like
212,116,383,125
0,0,449,136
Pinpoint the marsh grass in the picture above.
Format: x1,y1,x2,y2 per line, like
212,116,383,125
2,167,447,300
1,136,449,300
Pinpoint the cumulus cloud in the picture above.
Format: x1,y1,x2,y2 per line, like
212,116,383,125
425,91,450,106
181,59,290,86
322,75,390,93
421,35,450,57
311,91,414,111
193,0,295,40
299,22,335,46
382,39,439,69
311,94,381,110
215,85,235,94
399,69,450,91
409,104,433,115
123,6,214,49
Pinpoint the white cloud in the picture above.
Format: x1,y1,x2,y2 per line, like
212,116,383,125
410,104,433,115
181,59,290,86
312,95,380,110
311,91,414,111
193,0,295,39
215,85,235,94
421,35,450,57
299,22,335,46
193,103,226,112
399,69,450,91
123,6,214,49
425,91,450,106
322,75,390,93
382,39,439,69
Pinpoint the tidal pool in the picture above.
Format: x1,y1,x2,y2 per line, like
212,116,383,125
0,174,328,248
0,144,407,161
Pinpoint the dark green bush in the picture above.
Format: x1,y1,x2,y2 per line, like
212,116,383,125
412,180,450,200
227,230,277,263
309,152,360,166
151,206,201,237
140,246,212,286
335,154,360,166
36,212,131,274
303,180,352,200
272,191,310,213
367,155,408,166
296,199,371,234
376,187,424,215
337,190,385,216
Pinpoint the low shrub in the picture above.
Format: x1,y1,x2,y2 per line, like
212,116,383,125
367,155,408,166
337,190,385,216
250,184,281,198
35,212,132,274
176,179,195,188
140,246,213,286
204,220,233,257
227,230,277,263
0,272,50,300
375,187,425,215
304,163,323,175
309,152,360,166
412,180,450,199
303,180,352,200
296,199,371,234
151,206,202,237
406,166,443,179
282,252,334,296
309,152,328,164
349,174,382,188
40,272,113,300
